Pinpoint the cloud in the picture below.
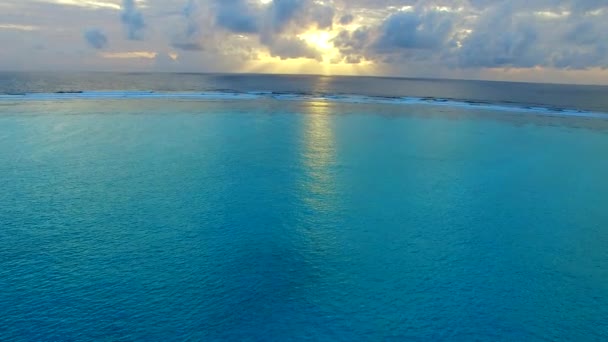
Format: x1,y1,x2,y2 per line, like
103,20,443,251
262,0,335,59
454,1,608,69
456,4,540,68
267,0,334,31
373,8,455,52
331,6,456,64
327,1,608,72
172,42,204,51
339,14,354,25
264,36,322,60
565,22,599,46
170,0,206,51
332,27,371,63
269,0,304,32
210,0,333,60
121,0,145,40
308,1,334,29
214,0,259,33
182,0,200,37
84,28,108,49
2,0,608,81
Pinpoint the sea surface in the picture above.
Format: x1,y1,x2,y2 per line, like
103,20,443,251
1,73,607,341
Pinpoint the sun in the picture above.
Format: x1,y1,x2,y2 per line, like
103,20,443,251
298,30,333,52
242,29,376,76
298,30,338,67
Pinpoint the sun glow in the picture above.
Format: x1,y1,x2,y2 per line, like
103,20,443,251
242,52,375,76
241,26,375,76
298,30,333,52
101,51,157,59
298,30,345,67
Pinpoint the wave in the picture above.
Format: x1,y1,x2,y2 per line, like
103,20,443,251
1,90,606,119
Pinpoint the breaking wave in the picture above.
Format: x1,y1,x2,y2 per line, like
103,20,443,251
1,90,607,119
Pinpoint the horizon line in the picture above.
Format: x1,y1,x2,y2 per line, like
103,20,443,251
1,70,607,88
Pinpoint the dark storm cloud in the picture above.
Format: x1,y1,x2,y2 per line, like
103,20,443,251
270,0,304,31
171,0,205,51
325,0,608,70
332,27,370,64
307,2,334,30
121,0,145,40
570,0,605,13
465,0,605,12
455,4,540,68
263,36,322,60
172,42,204,51
212,0,334,34
270,0,334,30
214,0,259,33
564,22,599,46
331,6,456,64
84,29,108,49
454,1,608,69
552,18,608,69
183,0,200,37
339,14,354,25
209,0,334,60
373,9,454,51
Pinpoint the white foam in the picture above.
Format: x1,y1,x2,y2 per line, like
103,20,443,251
1,90,606,119
0,91,261,101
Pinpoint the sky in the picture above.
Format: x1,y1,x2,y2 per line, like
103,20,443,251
1,0,608,84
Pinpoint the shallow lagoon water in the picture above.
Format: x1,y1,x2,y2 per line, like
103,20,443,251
1,99,607,341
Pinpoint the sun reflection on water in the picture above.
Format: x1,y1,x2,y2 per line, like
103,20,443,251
301,100,337,213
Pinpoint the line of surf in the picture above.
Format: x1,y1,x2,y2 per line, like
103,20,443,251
1,90,606,119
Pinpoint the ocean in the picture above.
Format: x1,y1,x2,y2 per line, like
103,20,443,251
1,72,607,341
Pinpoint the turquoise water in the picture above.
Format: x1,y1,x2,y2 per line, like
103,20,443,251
1,99,607,340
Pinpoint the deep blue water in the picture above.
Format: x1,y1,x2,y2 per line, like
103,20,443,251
1,74,608,341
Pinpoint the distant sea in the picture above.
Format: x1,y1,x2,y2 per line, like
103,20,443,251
1,72,607,341
2,72,608,114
